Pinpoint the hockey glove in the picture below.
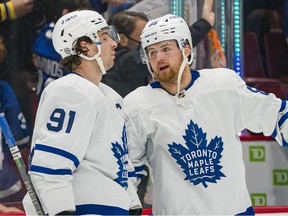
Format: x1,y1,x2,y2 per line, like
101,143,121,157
129,208,142,215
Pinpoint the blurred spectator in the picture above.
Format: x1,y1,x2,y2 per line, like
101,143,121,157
0,0,34,22
0,0,47,133
101,11,150,98
32,0,90,101
89,0,137,16
285,0,288,45
0,34,30,206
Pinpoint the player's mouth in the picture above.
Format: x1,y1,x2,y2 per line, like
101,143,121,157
159,65,169,72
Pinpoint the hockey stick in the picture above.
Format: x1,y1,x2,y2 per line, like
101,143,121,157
0,113,45,215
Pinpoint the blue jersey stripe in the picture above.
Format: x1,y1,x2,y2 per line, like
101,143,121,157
134,165,145,172
30,165,72,175
236,206,255,215
35,144,80,168
278,112,288,128
128,171,136,177
280,100,286,112
282,137,288,147
75,204,128,215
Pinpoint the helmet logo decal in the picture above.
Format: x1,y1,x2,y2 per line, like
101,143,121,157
64,47,71,55
144,32,156,38
61,14,78,25
148,21,158,27
168,120,226,188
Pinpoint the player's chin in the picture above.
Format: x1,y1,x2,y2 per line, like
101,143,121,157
105,61,114,71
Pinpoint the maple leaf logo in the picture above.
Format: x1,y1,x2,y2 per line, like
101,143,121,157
168,120,226,188
111,126,128,189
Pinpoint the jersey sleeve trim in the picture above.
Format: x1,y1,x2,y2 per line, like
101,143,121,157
75,204,128,215
34,143,80,167
30,165,72,175
280,100,286,112
134,165,147,179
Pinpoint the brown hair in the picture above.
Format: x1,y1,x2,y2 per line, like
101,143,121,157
60,36,93,71
108,11,148,36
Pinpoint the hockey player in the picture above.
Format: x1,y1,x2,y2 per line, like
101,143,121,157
124,14,288,215
23,10,141,215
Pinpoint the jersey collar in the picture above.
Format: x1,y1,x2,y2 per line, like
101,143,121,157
149,70,200,95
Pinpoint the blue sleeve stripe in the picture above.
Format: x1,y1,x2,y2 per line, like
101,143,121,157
75,204,128,215
271,101,288,144
30,165,72,175
278,112,288,128
280,100,286,112
136,173,146,179
236,206,254,215
35,144,80,168
271,127,277,138
128,171,136,177
282,137,288,147
134,165,145,172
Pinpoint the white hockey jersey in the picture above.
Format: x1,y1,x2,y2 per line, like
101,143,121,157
23,73,140,215
124,68,288,215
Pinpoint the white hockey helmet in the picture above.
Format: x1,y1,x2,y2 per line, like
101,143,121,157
52,10,119,58
140,14,193,64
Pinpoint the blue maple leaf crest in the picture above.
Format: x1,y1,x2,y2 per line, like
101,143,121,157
111,125,128,189
168,120,226,188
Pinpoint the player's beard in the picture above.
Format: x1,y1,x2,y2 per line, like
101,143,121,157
154,65,178,83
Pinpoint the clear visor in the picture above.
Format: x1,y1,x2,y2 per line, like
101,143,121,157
140,40,179,63
97,25,120,44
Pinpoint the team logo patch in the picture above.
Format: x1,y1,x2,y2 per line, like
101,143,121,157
111,126,128,189
168,120,226,188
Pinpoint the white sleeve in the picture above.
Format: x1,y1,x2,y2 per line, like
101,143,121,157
29,85,97,215
126,157,142,209
230,71,288,146
124,101,148,184
269,100,288,146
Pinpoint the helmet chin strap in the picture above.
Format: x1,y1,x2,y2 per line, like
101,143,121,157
176,49,188,98
146,63,156,82
79,45,107,75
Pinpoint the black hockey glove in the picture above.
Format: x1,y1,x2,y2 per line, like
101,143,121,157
129,208,142,215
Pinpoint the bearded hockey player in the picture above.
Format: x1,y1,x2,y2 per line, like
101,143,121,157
124,14,288,215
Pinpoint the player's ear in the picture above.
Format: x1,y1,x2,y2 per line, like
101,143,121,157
78,41,92,57
184,44,191,58
119,33,128,47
